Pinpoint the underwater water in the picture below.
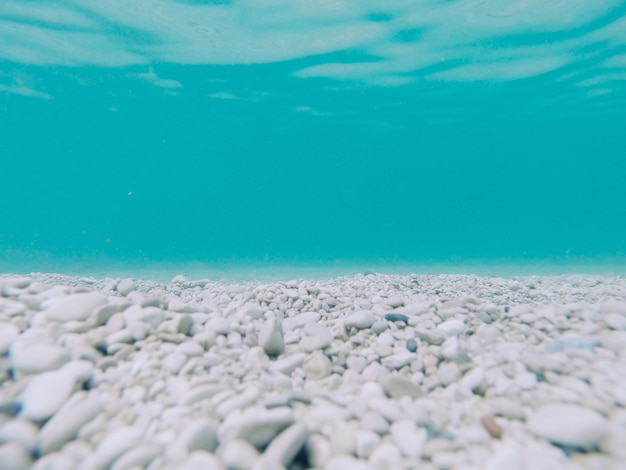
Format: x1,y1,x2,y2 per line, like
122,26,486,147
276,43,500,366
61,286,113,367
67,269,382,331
1,0,625,280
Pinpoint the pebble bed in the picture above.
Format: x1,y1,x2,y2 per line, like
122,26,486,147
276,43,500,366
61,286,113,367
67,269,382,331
1,272,626,470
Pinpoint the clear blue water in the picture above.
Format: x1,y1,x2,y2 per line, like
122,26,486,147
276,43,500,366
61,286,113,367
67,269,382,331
1,1,625,280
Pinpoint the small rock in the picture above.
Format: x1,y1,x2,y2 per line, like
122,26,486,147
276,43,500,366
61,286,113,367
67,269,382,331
221,439,260,470
19,367,77,421
93,426,143,469
11,344,70,375
262,423,308,467
218,407,295,449
382,353,415,370
302,351,333,380
438,362,461,386
116,279,135,296
390,419,427,458
527,404,608,450
110,444,161,470
406,338,417,352
344,310,375,330
0,442,32,470
259,318,285,357
381,374,421,399
43,292,108,322
384,313,409,324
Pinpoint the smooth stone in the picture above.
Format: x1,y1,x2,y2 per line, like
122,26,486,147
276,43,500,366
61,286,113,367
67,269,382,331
369,442,403,468
325,455,371,470
382,353,415,370
344,310,375,330
0,323,19,355
205,318,231,335
221,439,260,470
302,351,333,380
11,344,70,375
437,319,466,337
176,340,204,357
381,374,422,398
19,367,77,421
299,335,332,353
371,320,389,335
261,423,308,467
415,328,445,346
459,367,485,392
0,419,38,453
406,338,417,352
355,429,381,459
216,388,261,420
386,297,405,308
93,426,143,469
0,442,32,470
390,419,427,458
259,318,285,357
360,412,390,435
178,385,226,407
163,352,187,374
438,362,462,386
37,392,102,455
385,313,409,323
110,444,161,470
105,329,134,346
441,336,470,363
346,355,367,373
268,353,306,375
176,419,219,453
180,450,225,470
218,407,295,449
116,279,135,296
282,312,320,332
43,292,108,322
527,404,608,450
32,453,77,470
604,313,626,330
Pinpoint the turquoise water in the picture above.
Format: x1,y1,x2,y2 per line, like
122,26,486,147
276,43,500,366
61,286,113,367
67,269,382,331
1,1,625,280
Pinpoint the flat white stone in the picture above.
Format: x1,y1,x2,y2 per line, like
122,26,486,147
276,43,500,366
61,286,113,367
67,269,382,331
262,422,308,467
441,336,470,363
437,319,466,337
110,444,161,470
221,439,259,470
325,455,371,470
176,340,204,356
299,335,332,352
0,419,38,453
0,442,32,470
344,310,374,330
382,352,415,370
282,312,320,332
302,351,332,380
43,292,108,322
37,392,102,455
11,344,70,375
115,279,135,296
527,404,608,450
438,362,462,386
176,419,218,453
268,353,306,375
355,429,380,459
218,407,295,449
604,313,626,330
0,323,19,355
390,419,426,458
381,374,421,398
93,426,143,469
369,442,403,468
19,368,77,421
180,450,225,470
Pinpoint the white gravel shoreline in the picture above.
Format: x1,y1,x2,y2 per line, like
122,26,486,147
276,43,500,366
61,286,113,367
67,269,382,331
1,272,625,469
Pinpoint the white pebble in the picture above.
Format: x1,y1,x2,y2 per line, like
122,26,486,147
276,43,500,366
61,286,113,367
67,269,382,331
302,351,333,380
11,344,70,375
19,368,77,421
43,292,108,322
344,310,375,330
93,426,142,469
527,403,608,450
259,317,285,357
221,439,259,470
